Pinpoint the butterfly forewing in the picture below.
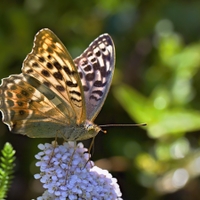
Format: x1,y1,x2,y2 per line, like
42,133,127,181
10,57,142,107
74,34,115,121
22,29,86,124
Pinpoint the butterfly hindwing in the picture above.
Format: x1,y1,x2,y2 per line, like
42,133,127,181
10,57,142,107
74,34,115,121
0,74,77,137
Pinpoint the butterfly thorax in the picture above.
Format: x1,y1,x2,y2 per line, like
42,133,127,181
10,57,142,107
64,120,101,141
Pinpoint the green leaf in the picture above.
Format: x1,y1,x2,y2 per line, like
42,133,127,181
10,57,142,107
0,143,15,199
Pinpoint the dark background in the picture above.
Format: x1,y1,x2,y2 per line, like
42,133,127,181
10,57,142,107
1,0,200,199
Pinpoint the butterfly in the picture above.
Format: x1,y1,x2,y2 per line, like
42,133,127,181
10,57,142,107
0,28,115,141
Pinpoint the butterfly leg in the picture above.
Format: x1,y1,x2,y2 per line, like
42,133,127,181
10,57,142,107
82,137,95,169
48,132,59,165
64,142,77,184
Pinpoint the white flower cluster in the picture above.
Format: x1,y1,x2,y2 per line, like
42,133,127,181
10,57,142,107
34,142,122,200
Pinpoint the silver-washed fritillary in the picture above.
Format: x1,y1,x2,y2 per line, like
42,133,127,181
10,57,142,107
0,28,115,141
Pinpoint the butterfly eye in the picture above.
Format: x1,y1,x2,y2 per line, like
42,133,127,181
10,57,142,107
84,120,94,131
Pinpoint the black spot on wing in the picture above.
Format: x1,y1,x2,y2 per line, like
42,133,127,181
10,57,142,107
70,97,82,104
26,69,33,74
47,48,53,54
63,66,76,75
19,110,25,115
92,90,103,97
7,91,13,98
21,90,29,97
100,66,107,77
54,62,62,70
43,81,50,87
47,62,53,69
17,101,23,106
95,51,101,57
32,62,39,67
66,81,78,87
89,95,100,101
53,72,63,80
83,86,89,91
94,81,107,87
7,100,14,107
93,62,100,70
69,90,81,97
39,57,45,63
85,73,95,81
90,57,96,63
16,94,22,99
84,65,91,71
10,85,17,90
56,85,65,92
42,70,50,77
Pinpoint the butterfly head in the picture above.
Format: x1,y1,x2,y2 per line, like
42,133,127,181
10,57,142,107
78,120,101,140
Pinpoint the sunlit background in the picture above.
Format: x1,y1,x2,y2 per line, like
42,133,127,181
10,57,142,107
1,1,200,199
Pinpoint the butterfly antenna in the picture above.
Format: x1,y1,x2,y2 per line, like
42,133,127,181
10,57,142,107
100,129,107,134
99,123,146,133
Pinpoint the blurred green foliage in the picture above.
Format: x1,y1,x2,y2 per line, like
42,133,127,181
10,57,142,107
1,0,200,199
